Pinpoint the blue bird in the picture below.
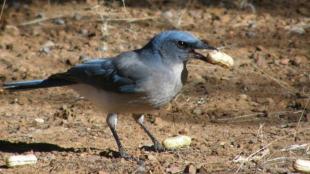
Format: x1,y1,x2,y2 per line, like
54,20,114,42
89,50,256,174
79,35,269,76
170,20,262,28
3,30,217,159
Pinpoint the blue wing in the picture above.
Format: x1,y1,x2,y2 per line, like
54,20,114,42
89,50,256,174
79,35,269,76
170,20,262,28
50,52,148,94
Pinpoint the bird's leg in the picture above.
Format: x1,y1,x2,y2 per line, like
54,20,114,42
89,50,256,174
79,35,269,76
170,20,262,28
136,115,165,152
106,113,131,159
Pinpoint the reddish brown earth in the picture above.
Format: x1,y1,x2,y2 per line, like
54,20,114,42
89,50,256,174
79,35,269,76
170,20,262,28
0,1,309,173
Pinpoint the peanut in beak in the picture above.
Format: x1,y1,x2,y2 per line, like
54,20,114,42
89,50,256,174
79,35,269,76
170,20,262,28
193,49,234,68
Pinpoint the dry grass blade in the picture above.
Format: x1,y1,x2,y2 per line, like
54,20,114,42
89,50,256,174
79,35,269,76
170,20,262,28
0,0,6,21
294,97,310,139
97,16,159,23
19,15,66,26
252,64,300,96
234,127,310,173
214,110,303,123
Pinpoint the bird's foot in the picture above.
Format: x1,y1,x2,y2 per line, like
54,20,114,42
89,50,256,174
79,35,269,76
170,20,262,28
153,141,165,152
118,149,142,162
119,150,132,159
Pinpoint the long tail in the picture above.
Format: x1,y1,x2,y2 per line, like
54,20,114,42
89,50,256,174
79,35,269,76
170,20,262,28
3,77,75,91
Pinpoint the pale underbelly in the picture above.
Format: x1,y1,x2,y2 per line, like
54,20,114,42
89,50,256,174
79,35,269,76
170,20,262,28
71,84,157,113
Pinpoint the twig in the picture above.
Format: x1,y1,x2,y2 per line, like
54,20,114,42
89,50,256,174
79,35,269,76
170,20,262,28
252,64,301,96
97,16,158,23
121,0,128,15
214,110,303,122
0,0,6,21
280,144,309,152
294,97,310,139
263,157,295,165
19,15,65,26
215,112,265,122
176,0,192,27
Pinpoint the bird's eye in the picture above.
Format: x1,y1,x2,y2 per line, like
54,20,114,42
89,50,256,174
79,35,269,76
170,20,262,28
176,41,188,49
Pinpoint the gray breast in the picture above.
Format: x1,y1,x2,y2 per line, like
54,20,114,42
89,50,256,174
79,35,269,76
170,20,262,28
145,63,184,107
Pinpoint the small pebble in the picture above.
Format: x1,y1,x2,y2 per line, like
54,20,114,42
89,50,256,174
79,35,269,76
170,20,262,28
36,12,45,18
79,55,90,62
147,154,157,161
80,29,88,36
53,18,65,25
96,45,108,52
42,40,55,48
40,47,50,54
239,94,248,100
219,142,226,146
73,13,82,20
34,118,44,124
4,25,20,36
192,108,203,116
178,128,189,135
166,163,182,174
40,41,55,53
184,164,197,174
290,26,305,35
280,58,290,65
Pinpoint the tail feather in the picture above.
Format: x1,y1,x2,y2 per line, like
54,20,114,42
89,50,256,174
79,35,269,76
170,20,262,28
3,78,75,91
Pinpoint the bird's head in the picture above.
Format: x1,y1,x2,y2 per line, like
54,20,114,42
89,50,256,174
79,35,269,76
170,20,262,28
146,30,217,65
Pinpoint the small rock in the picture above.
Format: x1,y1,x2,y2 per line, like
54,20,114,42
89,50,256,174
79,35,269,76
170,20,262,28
178,128,189,135
34,118,44,124
4,25,20,36
162,11,174,19
280,58,290,65
198,166,208,174
192,108,203,116
96,45,108,52
166,163,182,174
196,97,205,105
291,56,303,66
42,40,55,48
40,41,55,53
255,55,267,67
255,45,265,52
98,171,109,174
297,7,310,16
147,154,157,161
73,13,82,20
80,29,88,36
233,155,248,163
36,12,45,18
290,26,305,35
219,142,226,146
53,18,65,25
245,31,256,38
40,47,51,54
153,116,164,126
239,94,248,100
184,164,196,174
79,55,90,62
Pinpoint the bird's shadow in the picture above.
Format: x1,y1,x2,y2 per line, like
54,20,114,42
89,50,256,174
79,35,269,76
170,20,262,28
0,140,120,157
0,140,142,160
0,140,80,153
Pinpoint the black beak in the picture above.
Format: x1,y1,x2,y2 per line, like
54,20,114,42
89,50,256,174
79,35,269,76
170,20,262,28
191,40,218,63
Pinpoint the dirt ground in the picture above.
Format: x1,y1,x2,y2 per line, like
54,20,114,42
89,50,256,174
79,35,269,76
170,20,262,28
0,0,309,173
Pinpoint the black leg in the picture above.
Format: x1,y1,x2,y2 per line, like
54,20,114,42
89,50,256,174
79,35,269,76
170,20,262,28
106,113,132,159
136,115,165,152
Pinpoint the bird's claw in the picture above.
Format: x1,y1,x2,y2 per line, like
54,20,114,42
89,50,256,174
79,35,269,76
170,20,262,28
119,150,132,159
153,141,165,152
